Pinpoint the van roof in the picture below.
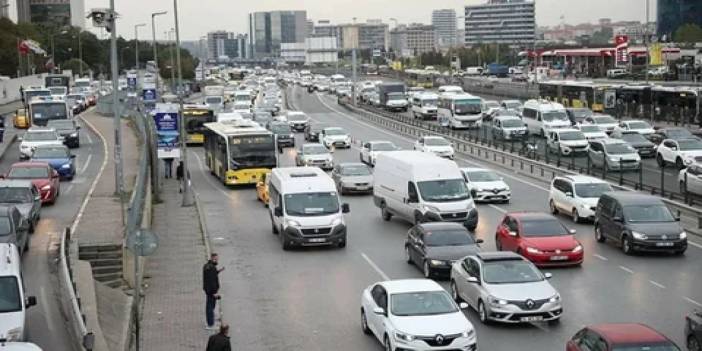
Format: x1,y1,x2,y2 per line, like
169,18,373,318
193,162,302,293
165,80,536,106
272,167,336,194
524,99,565,111
0,243,21,277
602,191,664,206
376,151,462,181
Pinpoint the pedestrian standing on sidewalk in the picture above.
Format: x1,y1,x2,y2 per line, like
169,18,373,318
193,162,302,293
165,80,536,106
203,253,224,330
19,86,24,105
206,324,231,351
163,157,174,178
176,161,184,192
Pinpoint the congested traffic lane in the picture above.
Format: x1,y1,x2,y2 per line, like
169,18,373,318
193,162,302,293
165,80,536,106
288,84,702,348
0,115,103,350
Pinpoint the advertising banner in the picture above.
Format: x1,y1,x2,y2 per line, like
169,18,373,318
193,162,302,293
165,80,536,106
615,35,629,67
152,104,180,159
649,43,663,66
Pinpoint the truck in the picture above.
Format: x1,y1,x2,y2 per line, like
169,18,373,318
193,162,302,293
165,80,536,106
377,83,408,112
486,63,509,78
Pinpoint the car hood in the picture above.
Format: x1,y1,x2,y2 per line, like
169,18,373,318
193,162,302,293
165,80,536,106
21,140,62,148
630,128,655,135
12,203,33,217
627,140,654,148
577,197,600,208
324,135,349,141
390,312,469,336
680,150,702,159
521,235,579,251
583,132,608,139
596,122,618,129
426,245,481,261
608,153,640,161
560,140,589,147
426,146,454,153
28,179,51,189
0,310,23,338
627,222,683,236
485,280,557,301
302,154,332,161
340,175,374,184
502,127,527,132
470,180,508,191
285,213,341,227
424,199,475,212
31,157,70,167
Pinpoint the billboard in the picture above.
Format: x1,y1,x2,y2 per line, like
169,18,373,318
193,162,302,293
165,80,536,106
152,104,180,159
649,43,663,66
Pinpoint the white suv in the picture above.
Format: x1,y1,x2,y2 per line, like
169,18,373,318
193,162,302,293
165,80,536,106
548,175,613,223
656,138,702,169
414,136,455,159
18,128,63,159
0,244,37,341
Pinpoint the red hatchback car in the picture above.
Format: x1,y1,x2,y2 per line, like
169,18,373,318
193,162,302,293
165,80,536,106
495,212,583,267
567,323,680,351
5,162,60,204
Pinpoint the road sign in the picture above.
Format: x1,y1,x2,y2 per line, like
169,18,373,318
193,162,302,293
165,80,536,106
373,49,381,57
143,88,156,102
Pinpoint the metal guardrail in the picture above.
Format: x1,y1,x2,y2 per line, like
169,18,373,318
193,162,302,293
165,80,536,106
334,98,702,234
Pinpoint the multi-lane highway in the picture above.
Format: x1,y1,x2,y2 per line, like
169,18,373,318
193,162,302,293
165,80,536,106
188,83,702,350
0,115,104,351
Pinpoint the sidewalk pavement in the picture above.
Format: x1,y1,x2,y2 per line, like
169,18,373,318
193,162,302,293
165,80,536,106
140,179,213,351
75,110,139,246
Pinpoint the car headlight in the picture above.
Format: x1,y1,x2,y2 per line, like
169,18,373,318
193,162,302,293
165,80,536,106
41,185,51,191
422,205,440,213
331,217,343,227
394,331,415,342
430,259,445,266
5,327,22,341
462,328,475,339
70,132,78,137
679,231,687,239
549,294,561,303
572,244,583,253
285,219,301,228
631,231,648,240
525,247,542,254
488,295,508,306
61,163,71,169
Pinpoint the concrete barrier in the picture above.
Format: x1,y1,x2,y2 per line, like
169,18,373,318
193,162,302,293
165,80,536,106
0,74,49,105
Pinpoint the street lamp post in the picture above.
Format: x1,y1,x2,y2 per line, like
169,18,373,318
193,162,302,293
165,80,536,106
77,30,83,77
151,12,167,94
134,23,146,71
172,0,194,206
50,30,68,73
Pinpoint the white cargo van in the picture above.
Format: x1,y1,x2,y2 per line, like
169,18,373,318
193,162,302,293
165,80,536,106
0,244,37,341
268,167,350,250
373,151,478,230
411,93,439,120
521,99,571,137
437,93,483,129
437,85,464,95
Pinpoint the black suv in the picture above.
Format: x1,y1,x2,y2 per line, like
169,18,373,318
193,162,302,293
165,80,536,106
304,124,328,142
686,310,702,351
47,119,81,148
594,192,687,255
268,122,295,148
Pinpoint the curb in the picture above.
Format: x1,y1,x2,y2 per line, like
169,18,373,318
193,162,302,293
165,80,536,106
192,185,212,258
0,134,18,162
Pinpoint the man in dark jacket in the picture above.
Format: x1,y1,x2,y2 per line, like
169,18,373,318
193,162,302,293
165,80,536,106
203,253,224,329
206,324,231,351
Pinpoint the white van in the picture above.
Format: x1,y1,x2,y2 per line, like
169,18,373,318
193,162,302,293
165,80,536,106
437,85,464,95
373,151,478,230
0,244,37,341
521,99,571,137
437,93,484,129
411,93,439,120
268,167,350,250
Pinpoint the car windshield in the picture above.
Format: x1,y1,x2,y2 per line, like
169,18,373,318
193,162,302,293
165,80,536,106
390,291,457,316
0,276,21,313
621,133,649,143
24,131,57,141
594,116,617,124
542,111,568,122
424,138,449,146
271,124,291,134
627,121,651,129
612,343,681,351
677,139,702,151
574,183,613,198
580,125,602,133
325,128,346,136
454,100,482,114
284,192,339,216
0,188,32,203
424,229,476,246
483,260,543,284
501,119,524,128
31,103,68,121
47,120,74,130
667,129,693,138
417,179,470,202
32,147,69,158
421,99,438,106
205,97,222,104
372,142,396,151
466,170,500,182
605,143,636,154
340,165,371,176
520,218,568,236
8,167,49,179
303,145,328,155
624,204,675,223
559,131,585,141
287,114,307,121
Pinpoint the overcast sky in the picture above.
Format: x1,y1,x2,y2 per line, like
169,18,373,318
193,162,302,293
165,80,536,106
80,0,656,40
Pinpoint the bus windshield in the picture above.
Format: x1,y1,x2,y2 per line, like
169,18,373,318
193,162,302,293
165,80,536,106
228,135,276,169
453,99,482,115
184,110,215,134
30,103,68,125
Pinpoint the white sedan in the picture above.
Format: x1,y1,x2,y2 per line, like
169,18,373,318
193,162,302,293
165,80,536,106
360,140,399,166
614,120,655,136
679,163,702,195
461,167,511,203
414,136,455,159
361,279,477,351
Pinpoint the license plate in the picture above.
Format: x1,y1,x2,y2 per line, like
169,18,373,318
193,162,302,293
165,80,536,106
550,256,569,261
656,242,674,247
520,316,543,322
308,238,326,243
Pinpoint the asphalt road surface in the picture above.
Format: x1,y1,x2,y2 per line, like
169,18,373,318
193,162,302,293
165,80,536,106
185,84,702,350
0,114,104,351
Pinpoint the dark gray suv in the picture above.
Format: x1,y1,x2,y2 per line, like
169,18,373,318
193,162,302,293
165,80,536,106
0,180,41,232
594,192,687,255
0,205,30,254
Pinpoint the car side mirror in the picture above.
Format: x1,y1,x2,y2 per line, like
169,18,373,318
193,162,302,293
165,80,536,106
459,302,469,309
372,307,385,315
476,238,484,244
470,189,477,198
508,230,518,237
544,273,553,279
34,195,41,201
70,154,76,159
675,216,681,222
467,276,479,284
26,296,37,307
17,137,22,141
274,207,283,217
569,229,576,234
342,203,350,213
407,195,418,204
76,126,81,130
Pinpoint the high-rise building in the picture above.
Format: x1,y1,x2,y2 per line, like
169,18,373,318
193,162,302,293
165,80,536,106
390,24,436,57
338,20,388,51
657,0,702,40
432,9,457,48
248,10,307,58
207,31,247,60
464,0,535,46
17,0,85,28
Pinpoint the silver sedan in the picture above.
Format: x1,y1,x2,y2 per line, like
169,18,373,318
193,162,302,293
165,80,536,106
331,163,373,195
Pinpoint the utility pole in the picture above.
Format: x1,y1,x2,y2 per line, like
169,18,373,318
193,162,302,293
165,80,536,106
644,0,650,84
352,48,357,106
173,0,194,206
134,23,146,72
78,30,83,76
151,12,167,95
108,0,125,226
167,30,176,92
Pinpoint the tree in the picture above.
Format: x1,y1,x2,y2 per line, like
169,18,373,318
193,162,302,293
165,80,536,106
674,23,702,44
591,27,614,45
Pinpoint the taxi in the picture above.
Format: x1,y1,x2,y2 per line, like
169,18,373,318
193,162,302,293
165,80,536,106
13,109,30,129
256,172,270,206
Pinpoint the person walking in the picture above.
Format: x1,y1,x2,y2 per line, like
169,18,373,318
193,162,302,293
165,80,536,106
206,324,231,351
203,253,224,330
163,157,174,179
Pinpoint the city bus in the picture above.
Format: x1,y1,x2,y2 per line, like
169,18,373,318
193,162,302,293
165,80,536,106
22,87,50,107
182,104,216,144
538,81,618,112
203,119,277,185
28,96,71,126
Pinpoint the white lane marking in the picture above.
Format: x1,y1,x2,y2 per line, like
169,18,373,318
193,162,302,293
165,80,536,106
688,240,702,249
648,280,666,289
684,296,702,307
64,184,74,195
85,131,93,144
79,154,92,175
40,286,55,332
191,151,236,200
361,252,390,281
619,265,635,274
530,322,551,333
71,115,109,234
593,254,608,261
488,204,506,214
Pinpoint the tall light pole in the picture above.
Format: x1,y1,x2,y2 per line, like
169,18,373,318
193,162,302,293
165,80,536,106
199,35,206,81
172,0,193,206
644,0,650,84
134,23,146,71
167,29,176,91
151,11,167,94
77,30,83,77
107,0,125,228
50,29,68,72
